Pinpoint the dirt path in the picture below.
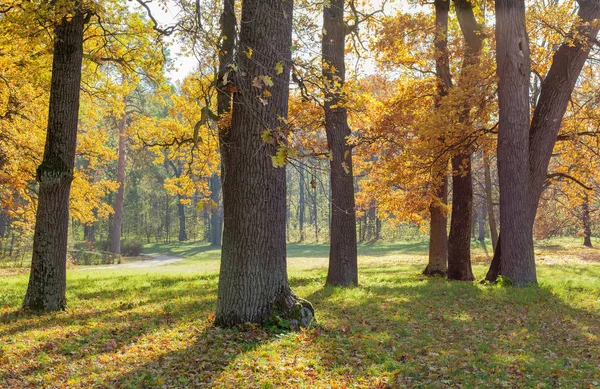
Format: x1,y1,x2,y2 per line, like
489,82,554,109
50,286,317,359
77,253,184,271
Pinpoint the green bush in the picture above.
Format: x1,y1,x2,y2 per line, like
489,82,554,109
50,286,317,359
121,239,143,256
94,240,110,252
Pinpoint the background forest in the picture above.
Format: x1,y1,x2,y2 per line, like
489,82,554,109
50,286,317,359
2,0,598,265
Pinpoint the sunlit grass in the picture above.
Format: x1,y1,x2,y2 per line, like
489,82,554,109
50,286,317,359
1,240,600,388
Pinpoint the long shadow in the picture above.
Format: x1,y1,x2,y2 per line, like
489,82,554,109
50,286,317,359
94,325,272,388
4,262,600,387
300,273,600,387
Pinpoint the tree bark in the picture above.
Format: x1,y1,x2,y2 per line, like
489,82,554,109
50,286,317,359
447,155,475,281
109,98,127,255
490,0,600,286
215,0,313,328
322,0,358,286
527,1,600,219
446,0,483,281
24,9,85,311
425,177,448,276
424,0,451,277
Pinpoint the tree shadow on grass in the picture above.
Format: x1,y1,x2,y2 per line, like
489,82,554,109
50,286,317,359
3,266,600,388
93,325,273,388
300,273,600,388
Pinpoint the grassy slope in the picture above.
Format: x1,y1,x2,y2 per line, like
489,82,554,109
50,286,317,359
1,239,600,388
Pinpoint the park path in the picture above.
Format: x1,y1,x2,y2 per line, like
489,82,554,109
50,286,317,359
76,253,184,271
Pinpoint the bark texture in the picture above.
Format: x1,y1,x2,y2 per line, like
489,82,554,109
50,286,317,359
424,0,451,277
490,0,600,286
24,10,85,311
210,0,234,248
425,177,448,276
446,0,483,282
215,0,313,327
323,0,358,286
447,155,475,281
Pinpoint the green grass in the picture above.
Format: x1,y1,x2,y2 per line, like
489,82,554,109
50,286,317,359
1,240,600,388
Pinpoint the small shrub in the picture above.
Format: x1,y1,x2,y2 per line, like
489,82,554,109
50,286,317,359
94,240,110,252
120,239,143,256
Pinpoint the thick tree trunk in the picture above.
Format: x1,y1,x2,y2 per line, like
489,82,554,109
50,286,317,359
322,0,358,286
208,173,222,246
299,164,305,242
177,194,187,241
109,99,127,255
215,0,313,328
447,155,475,281
425,176,448,276
495,0,536,286
583,193,593,248
490,0,600,286
483,154,499,250
24,10,85,311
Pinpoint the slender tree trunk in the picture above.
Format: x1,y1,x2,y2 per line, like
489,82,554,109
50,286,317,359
209,173,223,246
312,169,319,242
583,193,593,248
0,212,6,254
109,98,127,255
0,211,7,254
24,9,85,311
299,164,305,242
177,194,187,241
483,154,499,249
446,0,484,281
527,1,600,220
83,223,95,243
323,0,358,286
164,195,170,243
215,0,313,328
478,202,486,242
447,155,475,281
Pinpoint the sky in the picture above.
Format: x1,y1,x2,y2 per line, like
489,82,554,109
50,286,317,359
130,1,197,82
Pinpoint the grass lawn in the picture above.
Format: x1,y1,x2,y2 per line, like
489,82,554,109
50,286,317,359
2,239,600,388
